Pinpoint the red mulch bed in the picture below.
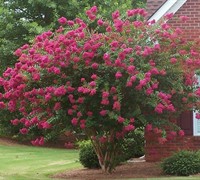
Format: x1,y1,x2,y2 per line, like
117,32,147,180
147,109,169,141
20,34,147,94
53,162,166,180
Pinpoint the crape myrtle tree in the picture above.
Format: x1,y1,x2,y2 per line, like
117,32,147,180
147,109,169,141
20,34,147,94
0,7,200,173
0,0,145,136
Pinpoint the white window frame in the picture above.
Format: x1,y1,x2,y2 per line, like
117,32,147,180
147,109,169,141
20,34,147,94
193,75,200,136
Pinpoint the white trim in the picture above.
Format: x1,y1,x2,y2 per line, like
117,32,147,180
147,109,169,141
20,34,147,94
148,0,187,22
193,75,200,136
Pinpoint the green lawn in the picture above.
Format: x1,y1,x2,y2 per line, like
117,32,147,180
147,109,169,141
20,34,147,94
0,144,81,180
0,144,200,180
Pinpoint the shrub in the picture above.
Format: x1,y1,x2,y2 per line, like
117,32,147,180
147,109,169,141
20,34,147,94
120,129,144,161
79,140,100,169
161,150,200,176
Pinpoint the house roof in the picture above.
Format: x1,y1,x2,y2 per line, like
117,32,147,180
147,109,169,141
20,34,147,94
148,0,187,22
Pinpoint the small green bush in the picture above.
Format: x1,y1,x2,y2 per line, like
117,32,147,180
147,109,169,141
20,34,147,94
120,129,145,161
161,150,200,176
78,140,100,169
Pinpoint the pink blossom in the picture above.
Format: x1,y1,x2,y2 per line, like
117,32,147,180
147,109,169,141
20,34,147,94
115,71,122,79
130,118,135,123
89,89,96,96
170,58,177,64
54,86,66,96
14,49,22,57
67,20,74,26
71,118,78,126
87,111,93,117
114,19,123,32
130,75,137,82
68,109,74,115
106,26,112,32
102,91,109,98
110,87,117,94
58,17,67,25
89,81,96,87
53,102,61,111
151,67,159,75
80,123,86,129
77,97,84,104
72,105,78,110
91,74,97,80
103,53,110,61
113,101,121,111
99,136,107,143
170,131,177,137
31,137,44,146
97,19,104,26
90,6,97,13
91,63,99,69
196,113,200,119
152,82,159,89
32,73,40,81
41,122,51,129
112,10,120,19
164,13,174,20
146,124,152,132
25,120,31,127
100,110,107,116
0,102,6,109
167,104,175,112
153,127,161,134
11,119,19,126
158,137,167,144
31,117,39,124
146,88,153,95
126,81,132,87
117,116,125,123
155,103,164,114
124,124,135,132
101,99,109,105
127,65,135,74
77,111,82,117
178,130,185,137
45,93,52,101
179,15,189,22
20,128,29,134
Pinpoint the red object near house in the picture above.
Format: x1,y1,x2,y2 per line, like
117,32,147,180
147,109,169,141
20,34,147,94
145,0,200,162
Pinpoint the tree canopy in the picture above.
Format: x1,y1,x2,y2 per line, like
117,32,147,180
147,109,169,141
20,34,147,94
0,0,146,74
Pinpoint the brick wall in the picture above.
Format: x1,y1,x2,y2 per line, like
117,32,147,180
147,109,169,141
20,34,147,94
145,131,200,162
169,0,200,41
145,0,200,162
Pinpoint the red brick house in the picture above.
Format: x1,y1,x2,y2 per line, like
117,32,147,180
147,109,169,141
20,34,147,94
145,0,200,162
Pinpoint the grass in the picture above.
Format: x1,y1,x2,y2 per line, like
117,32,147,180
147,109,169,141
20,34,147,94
0,143,200,180
0,144,81,179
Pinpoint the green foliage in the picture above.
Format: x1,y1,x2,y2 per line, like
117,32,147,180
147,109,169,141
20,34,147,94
161,150,200,176
120,129,145,161
78,140,100,169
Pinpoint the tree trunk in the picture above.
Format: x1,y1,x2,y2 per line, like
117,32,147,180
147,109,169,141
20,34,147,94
90,138,118,173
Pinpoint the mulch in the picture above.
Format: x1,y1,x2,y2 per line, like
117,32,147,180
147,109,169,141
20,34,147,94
53,162,166,180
